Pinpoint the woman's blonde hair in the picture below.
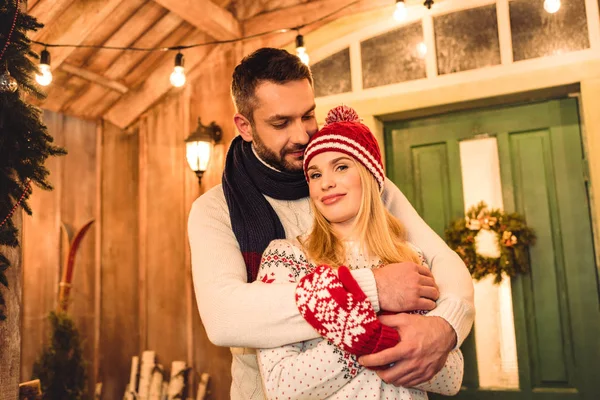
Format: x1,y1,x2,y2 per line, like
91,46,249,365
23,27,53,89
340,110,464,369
302,161,420,266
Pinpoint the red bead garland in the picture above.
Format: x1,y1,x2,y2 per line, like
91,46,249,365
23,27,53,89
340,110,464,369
0,0,20,63
0,179,31,229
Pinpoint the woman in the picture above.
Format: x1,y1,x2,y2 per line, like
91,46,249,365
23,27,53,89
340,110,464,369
256,106,463,399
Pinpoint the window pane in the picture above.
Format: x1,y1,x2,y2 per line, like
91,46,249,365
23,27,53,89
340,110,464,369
435,5,501,75
361,23,426,89
510,0,589,61
312,48,352,98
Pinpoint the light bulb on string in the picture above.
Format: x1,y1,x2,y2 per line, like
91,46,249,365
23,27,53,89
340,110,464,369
394,0,408,22
35,49,53,86
295,34,310,66
170,52,186,88
544,0,561,14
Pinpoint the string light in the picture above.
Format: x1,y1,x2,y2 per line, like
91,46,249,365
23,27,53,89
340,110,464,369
32,1,359,53
35,48,52,86
393,0,408,22
544,0,561,13
29,0,358,86
170,52,186,87
295,34,310,65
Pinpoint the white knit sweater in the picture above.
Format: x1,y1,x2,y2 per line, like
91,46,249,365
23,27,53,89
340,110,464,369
256,238,464,399
188,178,474,400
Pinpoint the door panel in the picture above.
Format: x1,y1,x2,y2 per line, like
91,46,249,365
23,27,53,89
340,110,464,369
508,130,572,389
385,98,600,399
412,143,453,236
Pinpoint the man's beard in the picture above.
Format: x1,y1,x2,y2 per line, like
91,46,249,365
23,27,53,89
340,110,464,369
253,131,306,173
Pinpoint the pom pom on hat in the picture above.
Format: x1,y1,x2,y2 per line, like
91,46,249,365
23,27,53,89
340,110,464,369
325,105,360,126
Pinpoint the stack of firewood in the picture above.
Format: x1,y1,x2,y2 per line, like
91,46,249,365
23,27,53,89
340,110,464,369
123,351,210,400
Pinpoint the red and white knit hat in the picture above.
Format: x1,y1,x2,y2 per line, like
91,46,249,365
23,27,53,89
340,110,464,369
303,105,385,192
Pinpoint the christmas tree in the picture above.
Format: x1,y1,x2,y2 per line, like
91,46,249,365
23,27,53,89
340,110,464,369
32,311,88,400
0,0,66,320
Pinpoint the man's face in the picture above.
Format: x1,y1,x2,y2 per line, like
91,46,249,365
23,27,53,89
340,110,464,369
250,79,318,173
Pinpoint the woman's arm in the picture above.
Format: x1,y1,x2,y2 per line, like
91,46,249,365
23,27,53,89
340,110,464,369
414,349,464,395
256,240,363,399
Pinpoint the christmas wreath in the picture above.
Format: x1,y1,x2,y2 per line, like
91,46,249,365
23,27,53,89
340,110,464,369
445,202,536,283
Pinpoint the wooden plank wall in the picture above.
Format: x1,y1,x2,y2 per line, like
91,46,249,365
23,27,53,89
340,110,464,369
20,44,240,400
21,111,98,398
21,111,63,384
138,91,190,376
97,120,140,399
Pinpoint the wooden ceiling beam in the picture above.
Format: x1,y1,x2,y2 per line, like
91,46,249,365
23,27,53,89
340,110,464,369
64,15,185,118
86,25,195,119
242,0,392,37
213,0,234,7
60,64,129,94
103,31,215,128
27,0,41,10
30,70,87,114
153,0,241,40
83,2,167,74
52,1,158,115
28,0,77,40
104,15,185,81
63,0,147,68
33,0,127,69
100,7,350,128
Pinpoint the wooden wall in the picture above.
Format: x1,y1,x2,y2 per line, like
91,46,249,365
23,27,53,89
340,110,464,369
21,111,98,397
97,119,140,398
21,45,239,399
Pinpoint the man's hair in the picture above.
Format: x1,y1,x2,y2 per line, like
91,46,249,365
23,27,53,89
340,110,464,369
302,161,420,267
231,48,313,122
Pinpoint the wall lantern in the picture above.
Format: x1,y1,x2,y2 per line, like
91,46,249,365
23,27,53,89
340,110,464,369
185,118,223,184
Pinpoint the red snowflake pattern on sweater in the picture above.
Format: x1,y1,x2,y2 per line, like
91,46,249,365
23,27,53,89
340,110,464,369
295,265,398,356
256,239,464,399
259,246,314,282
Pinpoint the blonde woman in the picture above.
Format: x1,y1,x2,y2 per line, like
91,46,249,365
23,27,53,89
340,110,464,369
256,106,464,399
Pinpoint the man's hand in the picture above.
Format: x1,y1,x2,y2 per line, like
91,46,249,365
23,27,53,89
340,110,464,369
358,314,456,387
373,262,439,312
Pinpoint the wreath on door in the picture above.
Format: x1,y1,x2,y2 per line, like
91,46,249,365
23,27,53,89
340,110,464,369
444,202,536,283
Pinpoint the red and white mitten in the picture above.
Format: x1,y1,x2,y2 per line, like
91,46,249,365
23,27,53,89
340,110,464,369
296,265,399,356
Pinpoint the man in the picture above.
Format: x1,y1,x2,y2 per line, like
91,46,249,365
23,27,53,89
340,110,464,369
188,48,474,399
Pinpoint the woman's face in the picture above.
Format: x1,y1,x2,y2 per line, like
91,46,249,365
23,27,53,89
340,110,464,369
307,151,363,237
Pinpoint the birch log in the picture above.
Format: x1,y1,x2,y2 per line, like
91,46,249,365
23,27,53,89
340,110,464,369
138,351,156,400
196,373,210,400
167,361,187,400
161,382,168,399
94,383,102,400
149,365,164,400
124,355,140,400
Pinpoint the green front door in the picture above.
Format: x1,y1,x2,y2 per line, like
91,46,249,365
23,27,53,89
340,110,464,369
385,98,600,399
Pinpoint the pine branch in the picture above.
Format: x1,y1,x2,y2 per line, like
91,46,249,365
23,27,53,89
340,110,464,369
0,0,67,321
